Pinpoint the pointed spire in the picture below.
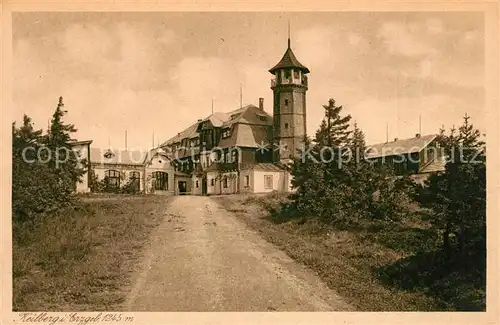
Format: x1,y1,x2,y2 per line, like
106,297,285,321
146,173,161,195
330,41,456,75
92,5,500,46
287,20,291,48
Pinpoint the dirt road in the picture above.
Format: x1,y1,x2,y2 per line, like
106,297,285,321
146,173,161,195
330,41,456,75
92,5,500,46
125,196,352,311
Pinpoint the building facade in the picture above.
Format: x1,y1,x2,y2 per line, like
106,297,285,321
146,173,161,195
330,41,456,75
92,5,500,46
158,36,308,195
365,133,446,184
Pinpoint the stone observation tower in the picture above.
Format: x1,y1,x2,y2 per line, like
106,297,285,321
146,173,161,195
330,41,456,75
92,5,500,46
269,32,310,163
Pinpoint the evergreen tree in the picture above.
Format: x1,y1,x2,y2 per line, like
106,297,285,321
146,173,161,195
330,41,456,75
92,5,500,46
12,116,59,220
420,113,486,259
314,98,352,148
12,97,86,221
46,97,85,190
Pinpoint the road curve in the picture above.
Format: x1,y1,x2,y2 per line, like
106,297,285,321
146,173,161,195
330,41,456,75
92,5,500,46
125,195,352,311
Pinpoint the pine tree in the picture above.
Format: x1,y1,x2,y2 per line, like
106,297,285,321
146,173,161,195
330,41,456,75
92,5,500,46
421,113,486,259
46,97,84,189
349,122,366,169
314,98,352,148
12,116,59,220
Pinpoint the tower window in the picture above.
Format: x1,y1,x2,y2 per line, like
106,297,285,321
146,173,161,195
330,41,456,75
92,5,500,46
294,70,299,79
284,123,289,129
284,99,289,106
284,69,291,79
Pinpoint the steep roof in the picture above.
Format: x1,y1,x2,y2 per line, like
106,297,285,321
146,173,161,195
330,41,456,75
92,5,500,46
241,163,285,172
89,147,172,166
218,124,272,148
365,134,438,159
161,122,199,146
269,45,310,74
89,148,149,165
161,104,273,149
420,156,446,173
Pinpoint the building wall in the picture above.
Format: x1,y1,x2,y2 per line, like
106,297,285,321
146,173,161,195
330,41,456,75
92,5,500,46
92,164,145,191
206,171,238,195
206,171,219,195
192,175,203,195
174,174,192,195
72,143,92,193
252,170,287,193
239,169,254,193
273,86,307,160
145,154,176,195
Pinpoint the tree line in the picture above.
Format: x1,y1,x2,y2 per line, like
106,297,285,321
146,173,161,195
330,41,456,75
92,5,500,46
287,98,486,264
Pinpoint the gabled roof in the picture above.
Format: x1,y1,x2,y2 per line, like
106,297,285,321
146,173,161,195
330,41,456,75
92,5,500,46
161,104,273,150
365,134,438,159
241,163,286,172
89,147,172,166
218,116,272,149
420,156,446,173
69,140,93,146
269,45,310,74
89,148,149,166
161,122,199,146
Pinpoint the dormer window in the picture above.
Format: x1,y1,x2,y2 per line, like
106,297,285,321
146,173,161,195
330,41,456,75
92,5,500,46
222,128,231,138
259,116,266,122
103,150,115,159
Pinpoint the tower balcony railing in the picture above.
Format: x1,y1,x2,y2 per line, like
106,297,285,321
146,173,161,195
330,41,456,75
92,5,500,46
271,76,308,87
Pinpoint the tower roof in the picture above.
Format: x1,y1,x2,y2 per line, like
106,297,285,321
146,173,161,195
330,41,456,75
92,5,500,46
269,42,310,74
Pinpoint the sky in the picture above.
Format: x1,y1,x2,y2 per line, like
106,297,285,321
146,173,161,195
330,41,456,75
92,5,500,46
12,12,485,149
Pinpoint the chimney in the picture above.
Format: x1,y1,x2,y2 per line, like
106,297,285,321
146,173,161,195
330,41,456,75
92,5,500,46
259,97,264,110
415,133,421,138
394,138,398,142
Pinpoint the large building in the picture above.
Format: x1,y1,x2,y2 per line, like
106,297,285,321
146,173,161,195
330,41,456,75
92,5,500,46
72,36,310,195
72,35,448,195
159,36,310,195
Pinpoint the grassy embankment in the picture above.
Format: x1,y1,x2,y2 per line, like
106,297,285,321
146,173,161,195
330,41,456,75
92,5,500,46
214,192,485,311
12,195,169,311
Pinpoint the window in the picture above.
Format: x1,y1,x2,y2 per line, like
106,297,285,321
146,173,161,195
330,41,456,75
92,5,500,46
222,128,231,138
231,149,237,163
264,175,273,189
259,116,267,121
225,152,231,163
284,99,289,106
129,171,141,192
245,175,250,187
284,123,289,129
210,178,215,186
293,70,299,79
223,176,228,188
196,180,199,188
284,69,291,79
191,138,200,147
152,171,168,190
105,170,121,187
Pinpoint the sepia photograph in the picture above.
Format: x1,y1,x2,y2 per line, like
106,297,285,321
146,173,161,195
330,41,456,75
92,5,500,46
5,6,496,320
